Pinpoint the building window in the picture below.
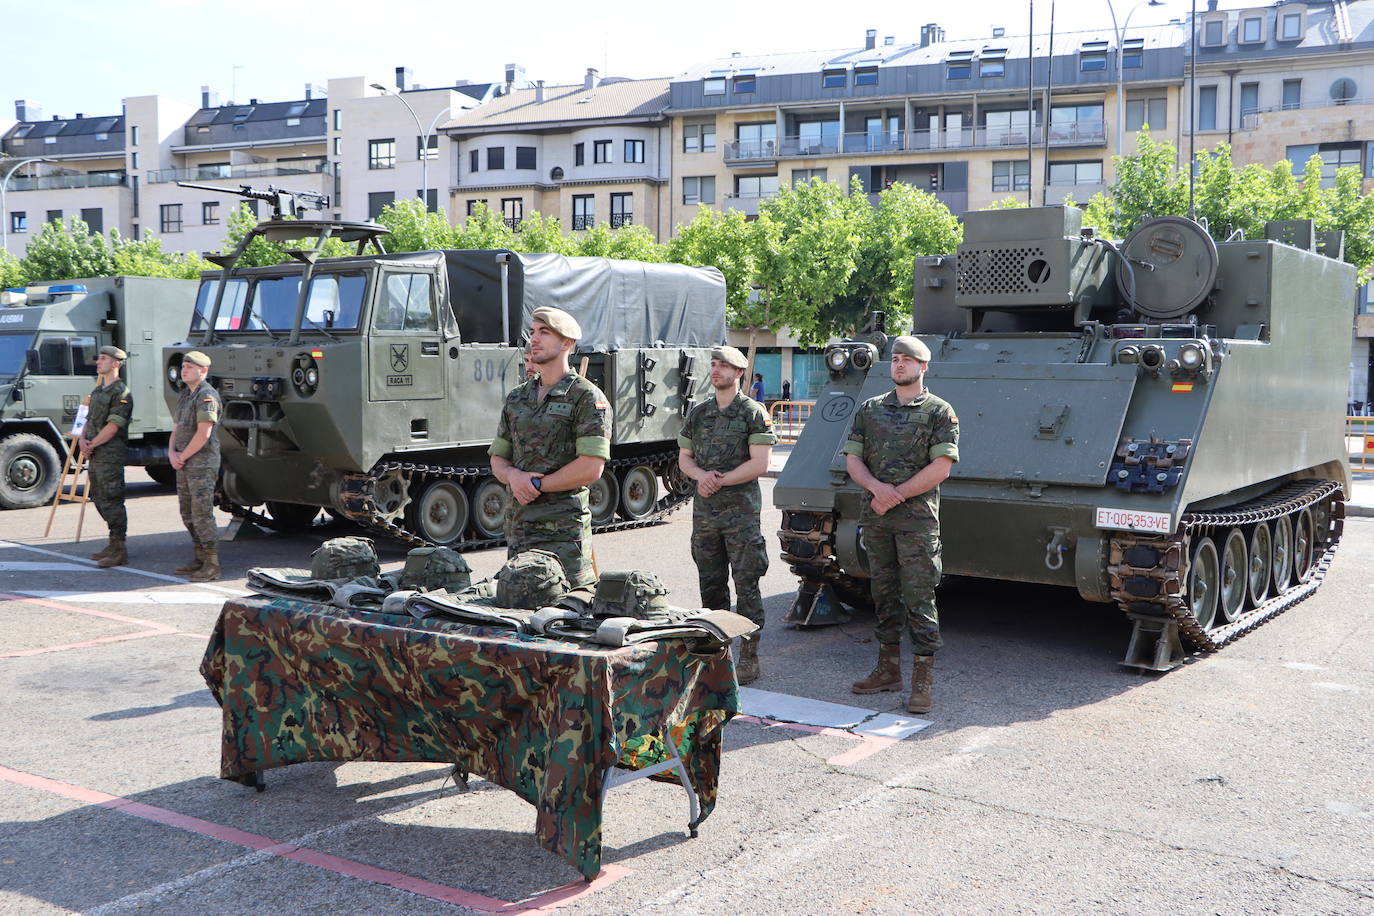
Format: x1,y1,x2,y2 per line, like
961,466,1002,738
159,203,183,233
683,176,715,205
703,77,726,96
735,174,778,198
1198,86,1218,130
684,121,716,153
418,189,438,212
1280,11,1303,40
333,109,342,130
487,147,505,170
980,58,1005,78
130,152,139,169
946,51,973,80
466,199,488,216
572,195,594,230
1048,161,1103,186
502,197,523,230
369,139,396,169
992,160,1030,192
333,137,341,156
610,192,632,228
202,201,220,225
735,122,777,159
469,149,479,172
1080,48,1108,71
821,68,847,89
515,146,536,169
574,142,585,166
854,66,879,86
46,210,62,225
368,191,395,220
733,74,756,93
1121,38,1145,69
1239,82,1260,120
1240,16,1264,44
80,208,102,234
1202,19,1225,47
130,125,139,145
1282,79,1301,110
792,168,827,186
418,135,438,161
624,139,645,163
1287,142,1362,186
593,140,611,163
1125,97,1167,131
10,212,26,233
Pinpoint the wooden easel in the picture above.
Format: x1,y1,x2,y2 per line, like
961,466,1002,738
43,402,93,541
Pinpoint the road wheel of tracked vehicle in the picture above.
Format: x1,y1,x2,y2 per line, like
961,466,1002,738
616,465,658,520
1217,528,1248,624
1293,508,1316,584
1311,497,1333,548
588,470,619,525
1186,536,1221,632
469,476,509,540
0,433,61,510
145,465,177,488
409,479,470,546
1270,515,1294,593
264,501,320,532
371,467,411,526
1245,522,1272,609
663,462,694,498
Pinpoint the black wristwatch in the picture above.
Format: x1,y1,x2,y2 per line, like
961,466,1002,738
531,476,543,492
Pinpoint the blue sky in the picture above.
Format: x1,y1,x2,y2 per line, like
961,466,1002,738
4,0,1228,118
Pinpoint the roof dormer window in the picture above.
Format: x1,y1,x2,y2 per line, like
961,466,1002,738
822,67,847,89
946,50,974,80
1121,37,1145,69
1080,41,1109,72
980,47,1007,78
1239,14,1265,44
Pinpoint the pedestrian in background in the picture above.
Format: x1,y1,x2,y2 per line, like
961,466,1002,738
82,346,133,568
749,373,765,402
169,351,222,582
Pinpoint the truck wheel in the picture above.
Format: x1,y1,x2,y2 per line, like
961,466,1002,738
145,465,177,488
0,433,61,509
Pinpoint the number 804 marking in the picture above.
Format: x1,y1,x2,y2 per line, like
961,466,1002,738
473,358,508,382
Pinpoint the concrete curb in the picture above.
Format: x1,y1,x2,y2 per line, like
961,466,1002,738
1346,503,1374,518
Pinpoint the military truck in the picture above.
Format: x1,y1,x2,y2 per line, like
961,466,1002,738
162,211,724,545
774,206,1351,671
0,277,198,508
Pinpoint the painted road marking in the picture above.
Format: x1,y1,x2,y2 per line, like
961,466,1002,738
0,561,95,572
19,590,227,605
0,540,247,596
736,687,931,765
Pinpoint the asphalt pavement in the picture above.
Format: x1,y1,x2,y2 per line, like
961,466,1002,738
1,470,1371,914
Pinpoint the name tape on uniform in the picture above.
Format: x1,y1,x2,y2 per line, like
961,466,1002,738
1094,507,1172,534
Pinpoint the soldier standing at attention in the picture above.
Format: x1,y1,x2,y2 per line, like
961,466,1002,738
489,307,611,588
81,346,134,568
678,346,776,684
169,351,222,582
843,336,959,713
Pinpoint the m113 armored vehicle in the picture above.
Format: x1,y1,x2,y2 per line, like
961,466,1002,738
775,206,1352,670
163,188,724,547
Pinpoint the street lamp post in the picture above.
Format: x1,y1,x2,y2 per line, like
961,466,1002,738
1108,0,1166,159
1,157,53,255
371,85,451,213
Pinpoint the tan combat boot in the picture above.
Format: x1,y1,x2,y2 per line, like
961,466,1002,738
906,655,934,714
89,540,115,561
175,547,204,576
96,536,127,569
852,644,903,694
736,635,761,686
190,548,220,582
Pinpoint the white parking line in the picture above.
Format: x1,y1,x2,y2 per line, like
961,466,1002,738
18,590,227,605
0,541,248,596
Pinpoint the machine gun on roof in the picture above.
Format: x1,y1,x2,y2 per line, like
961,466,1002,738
176,181,330,220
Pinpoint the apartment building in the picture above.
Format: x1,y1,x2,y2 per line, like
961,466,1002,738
1183,0,1374,405
442,72,671,239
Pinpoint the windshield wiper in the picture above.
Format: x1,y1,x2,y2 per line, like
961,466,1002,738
299,313,340,342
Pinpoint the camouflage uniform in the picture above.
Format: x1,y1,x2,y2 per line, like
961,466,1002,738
174,380,222,549
842,390,960,655
85,379,133,538
489,372,611,588
679,393,776,624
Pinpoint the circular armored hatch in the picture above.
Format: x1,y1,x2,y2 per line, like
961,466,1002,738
410,479,469,545
617,465,659,520
1246,522,1272,608
1117,216,1219,319
1187,536,1221,632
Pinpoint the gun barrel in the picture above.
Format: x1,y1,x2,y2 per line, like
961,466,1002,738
176,181,261,198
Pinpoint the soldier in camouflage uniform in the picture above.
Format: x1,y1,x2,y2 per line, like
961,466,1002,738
489,307,612,588
843,335,959,714
169,350,223,582
678,345,776,684
81,346,134,568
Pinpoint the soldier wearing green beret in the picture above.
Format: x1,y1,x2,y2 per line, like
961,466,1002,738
82,346,134,567
489,307,612,588
678,345,776,684
842,335,960,714
169,350,223,581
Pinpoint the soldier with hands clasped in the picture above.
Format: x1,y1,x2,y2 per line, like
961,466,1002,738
169,350,223,582
843,336,959,713
678,346,776,684
82,346,134,568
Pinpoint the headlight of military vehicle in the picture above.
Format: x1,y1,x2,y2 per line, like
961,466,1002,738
850,344,877,371
1178,342,1207,372
168,365,180,383
1139,344,1167,371
1117,345,1140,364
825,347,851,374
306,367,319,387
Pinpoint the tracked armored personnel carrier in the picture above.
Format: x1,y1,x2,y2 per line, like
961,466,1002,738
774,206,1352,670
163,207,723,547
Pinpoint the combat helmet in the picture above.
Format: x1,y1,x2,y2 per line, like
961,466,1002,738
398,546,473,592
495,550,570,609
310,536,381,581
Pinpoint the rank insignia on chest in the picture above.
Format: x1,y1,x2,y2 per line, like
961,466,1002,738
547,401,573,417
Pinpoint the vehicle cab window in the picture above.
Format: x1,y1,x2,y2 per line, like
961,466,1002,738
374,273,435,332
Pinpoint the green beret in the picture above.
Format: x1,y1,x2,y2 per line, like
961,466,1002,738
531,306,581,341
890,336,931,362
182,350,212,368
99,345,128,360
711,346,748,370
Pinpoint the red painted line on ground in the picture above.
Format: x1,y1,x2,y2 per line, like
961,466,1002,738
0,764,628,912
0,592,184,659
0,628,171,659
0,592,178,631
733,714,901,765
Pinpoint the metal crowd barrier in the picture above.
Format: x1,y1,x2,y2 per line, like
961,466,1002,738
1348,415,1374,470
769,400,814,444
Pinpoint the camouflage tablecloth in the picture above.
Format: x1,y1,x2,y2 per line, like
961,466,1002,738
200,596,739,878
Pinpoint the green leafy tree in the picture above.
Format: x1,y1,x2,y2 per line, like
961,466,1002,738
0,250,25,289
376,197,456,252
983,196,1030,210
575,222,665,261
512,212,576,255
665,206,761,325
450,203,517,250
864,182,963,331
219,203,348,267
1081,132,1189,239
109,230,213,279
19,218,115,282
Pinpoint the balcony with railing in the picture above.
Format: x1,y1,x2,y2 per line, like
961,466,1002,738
572,215,595,230
1240,96,1374,130
7,172,127,192
722,190,780,217
609,213,634,228
145,160,333,184
723,122,1106,163
504,217,522,231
